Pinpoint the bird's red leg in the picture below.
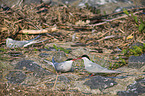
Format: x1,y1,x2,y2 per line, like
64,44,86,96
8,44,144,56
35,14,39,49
89,73,95,77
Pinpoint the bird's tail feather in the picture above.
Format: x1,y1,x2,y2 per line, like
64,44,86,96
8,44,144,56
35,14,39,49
102,69,124,73
52,57,56,64
44,59,55,68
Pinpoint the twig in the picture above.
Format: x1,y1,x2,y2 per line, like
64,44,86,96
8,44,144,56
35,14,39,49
3,3,40,30
20,29,48,34
52,72,58,90
119,29,125,33
89,10,143,26
20,27,57,34
97,35,116,41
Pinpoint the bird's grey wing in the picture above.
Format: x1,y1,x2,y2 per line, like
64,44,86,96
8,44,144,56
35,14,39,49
100,68,123,73
87,62,122,73
28,35,41,42
55,62,64,71
85,62,108,73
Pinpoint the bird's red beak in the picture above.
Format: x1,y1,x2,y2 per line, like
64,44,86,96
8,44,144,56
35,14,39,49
72,59,77,61
72,57,82,61
76,57,82,60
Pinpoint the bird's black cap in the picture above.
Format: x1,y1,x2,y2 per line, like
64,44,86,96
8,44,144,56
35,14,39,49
81,55,90,60
66,58,76,61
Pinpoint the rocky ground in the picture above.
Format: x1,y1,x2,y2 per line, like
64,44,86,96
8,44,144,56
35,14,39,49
0,1,145,96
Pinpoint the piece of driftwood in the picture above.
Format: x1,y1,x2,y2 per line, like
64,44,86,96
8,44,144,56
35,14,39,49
20,27,57,34
20,29,48,34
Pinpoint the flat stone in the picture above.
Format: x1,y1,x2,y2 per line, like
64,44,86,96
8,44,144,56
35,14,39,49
128,54,145,68
24,0,42,4
130,42,144,49
117,91,138,96
5,71,26,84
57,75,70,82
117,78,145,96
53,51,67,63
38,53,50,57
83,76,117,90
15,60,52,77
0,0,42,8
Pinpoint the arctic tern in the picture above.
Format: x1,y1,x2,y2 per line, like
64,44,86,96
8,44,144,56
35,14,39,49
44,57,77,72
77,55,123,74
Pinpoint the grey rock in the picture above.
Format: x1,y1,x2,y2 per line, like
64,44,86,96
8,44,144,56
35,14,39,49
0,0,22,8
51,75,70,82
1,0,142,15
130,42,144,49
53,51,67,63
128,54,145,68
127,78,145,95
0,0,51,8
83,76,117,90
15,60,52,77
113,6,137,13
0,0,40,8
57,75,70,82
42,0,51,4
117,78,145,96
50,0,132,7
117,91,138,96
5,71,26,84
23,0,42,4
38,53,50,57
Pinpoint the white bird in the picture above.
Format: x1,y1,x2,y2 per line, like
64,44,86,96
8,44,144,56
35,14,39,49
45,57,77,72
6,35,47,48
77,55,123,74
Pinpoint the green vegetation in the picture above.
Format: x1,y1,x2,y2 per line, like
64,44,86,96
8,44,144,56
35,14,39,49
123,9,145,33
110,43,145,69
116,43,145,67
122,43,145,56
34,48,38,51
0,48,6,52
113,9,145,67
0,62,8,71
53,44,71,54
